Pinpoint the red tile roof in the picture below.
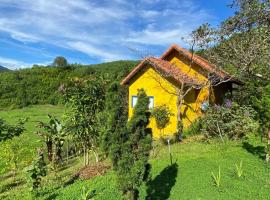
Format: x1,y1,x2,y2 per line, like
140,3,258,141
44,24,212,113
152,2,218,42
121,57,203,86
121,44,240,86
161,44,232,80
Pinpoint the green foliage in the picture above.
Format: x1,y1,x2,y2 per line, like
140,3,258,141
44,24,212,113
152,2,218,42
26,149,47,191
151,105,173,136
0,118,25,142
0,61,137,109
80,186,96,200
100,81,128,156
0,135,31,174
52,56,68,68
37,115,65,163
235,160,244,178
183,119,201,136
252,84,270,161
211,166,221,187
63,77,106,164
110,89,152,200
201,102,258,141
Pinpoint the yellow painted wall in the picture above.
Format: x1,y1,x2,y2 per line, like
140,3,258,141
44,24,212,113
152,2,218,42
128,65,178,138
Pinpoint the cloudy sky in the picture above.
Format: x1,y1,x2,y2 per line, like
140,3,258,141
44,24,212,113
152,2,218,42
0,0,234,69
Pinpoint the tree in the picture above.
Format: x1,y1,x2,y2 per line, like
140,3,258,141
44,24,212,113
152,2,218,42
62,77,106,165
151,105,173,137
0,119,25,142
53,56,68,68
253,84,270,162
111,89,152,200
100,81,128,156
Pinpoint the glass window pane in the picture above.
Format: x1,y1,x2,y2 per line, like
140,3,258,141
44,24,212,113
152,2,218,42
149,96,154,108
132,96,138,108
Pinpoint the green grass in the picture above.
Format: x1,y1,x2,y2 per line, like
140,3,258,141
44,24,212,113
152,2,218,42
0,105,64,173
0,105,269,200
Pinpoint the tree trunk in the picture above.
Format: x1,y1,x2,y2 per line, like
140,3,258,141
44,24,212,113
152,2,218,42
266,130,270,163
66,140,69,163
83,145,86,166
46,140,53,162
176,87,184,141
93,151,99,163
86,149,90,165
56,144,62,163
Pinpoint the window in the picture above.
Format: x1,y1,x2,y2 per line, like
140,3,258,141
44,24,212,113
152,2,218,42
149,96,154,108
131,96,154,108
132,96,138,108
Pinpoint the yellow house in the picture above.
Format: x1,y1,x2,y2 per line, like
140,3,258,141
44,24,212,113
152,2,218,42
121,44,239,138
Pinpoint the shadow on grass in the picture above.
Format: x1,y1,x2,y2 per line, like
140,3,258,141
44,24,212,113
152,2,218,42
0,179,25,193
44,193,58,200
242,141,266,160
146,163,178,200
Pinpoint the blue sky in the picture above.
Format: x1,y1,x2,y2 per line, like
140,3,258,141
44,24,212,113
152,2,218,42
0,0,234,69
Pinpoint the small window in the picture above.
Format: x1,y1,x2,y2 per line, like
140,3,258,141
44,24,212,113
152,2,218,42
132,96,154,108
149,96,154,108
132,96,138,108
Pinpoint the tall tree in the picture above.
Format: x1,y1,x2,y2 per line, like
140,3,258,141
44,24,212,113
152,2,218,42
110,89,152,200
62,77,106,165
53,56,68,68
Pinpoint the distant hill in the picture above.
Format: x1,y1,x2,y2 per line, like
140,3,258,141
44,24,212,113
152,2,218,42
0,60,139,108
0,65,9,72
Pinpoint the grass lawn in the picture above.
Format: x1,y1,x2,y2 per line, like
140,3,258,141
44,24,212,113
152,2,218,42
0,105,269,200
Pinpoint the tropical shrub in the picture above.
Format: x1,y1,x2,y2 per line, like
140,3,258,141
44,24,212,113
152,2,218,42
201,102,258,141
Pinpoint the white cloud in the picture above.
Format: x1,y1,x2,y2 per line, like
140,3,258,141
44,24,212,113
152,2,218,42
0,0,215,65
0,56,49,69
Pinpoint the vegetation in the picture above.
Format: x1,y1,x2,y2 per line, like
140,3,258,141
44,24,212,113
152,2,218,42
0,0,269,199
108,89,152,199
201,102,258,141
0,60,137,108
151,105,173,137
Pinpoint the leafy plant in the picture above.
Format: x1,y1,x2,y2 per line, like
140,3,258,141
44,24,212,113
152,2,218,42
201,102,258,141
80,186,96,200
0,118,25,142
252,84,270,162
211,166,221,187
151,105,173,137
37,115,65,163
62,77,106,165
26,149,47,191
235,160,244,178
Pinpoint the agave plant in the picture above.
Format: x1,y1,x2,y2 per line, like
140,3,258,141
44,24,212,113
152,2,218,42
235,160,244,178
211,166,221,187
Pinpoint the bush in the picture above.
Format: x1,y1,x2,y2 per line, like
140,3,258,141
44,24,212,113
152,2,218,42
201,102,258,141
183,119,202,136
